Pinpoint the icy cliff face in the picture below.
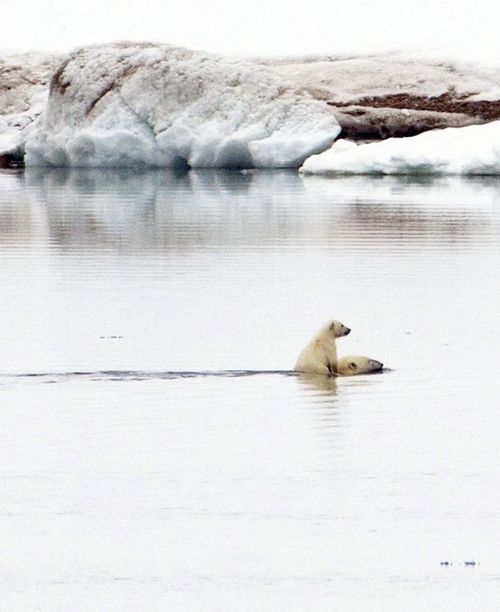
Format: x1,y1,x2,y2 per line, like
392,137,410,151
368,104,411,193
25,43,340,168
300,121,500,175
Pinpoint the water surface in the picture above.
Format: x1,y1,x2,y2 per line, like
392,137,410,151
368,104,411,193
1,169,499,610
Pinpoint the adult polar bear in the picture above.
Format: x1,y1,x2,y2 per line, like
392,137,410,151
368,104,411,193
336,355,384,376
294,320,383,376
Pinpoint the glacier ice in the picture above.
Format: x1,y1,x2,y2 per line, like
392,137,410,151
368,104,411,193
25,43,340,169
300,122,500,176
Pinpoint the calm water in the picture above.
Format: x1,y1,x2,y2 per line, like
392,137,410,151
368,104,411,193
1,168,499,610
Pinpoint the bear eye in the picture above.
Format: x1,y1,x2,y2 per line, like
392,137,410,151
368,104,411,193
349,362,357,369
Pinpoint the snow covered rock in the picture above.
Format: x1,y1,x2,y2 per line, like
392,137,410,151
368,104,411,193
300,122,500,175
0,52,61,166
5,46,500,169
267,52,500,104
265,53,500,139
25,43,340,168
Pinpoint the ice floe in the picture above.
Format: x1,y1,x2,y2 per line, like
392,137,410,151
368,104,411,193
300,121,500,175
25,43,340,168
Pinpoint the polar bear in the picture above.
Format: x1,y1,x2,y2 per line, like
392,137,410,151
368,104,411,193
336,355,384,376
294,319,351,375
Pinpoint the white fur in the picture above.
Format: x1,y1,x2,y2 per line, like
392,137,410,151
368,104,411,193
294,320,351,374
337,355,384,376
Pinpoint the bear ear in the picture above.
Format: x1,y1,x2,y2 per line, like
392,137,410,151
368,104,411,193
349,362,357,370
329,322,337,331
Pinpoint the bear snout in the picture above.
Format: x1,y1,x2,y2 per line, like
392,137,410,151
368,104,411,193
344,327,351,336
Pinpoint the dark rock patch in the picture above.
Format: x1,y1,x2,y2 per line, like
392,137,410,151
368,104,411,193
329,91,500,140
0,147,25,168
333,91,500,121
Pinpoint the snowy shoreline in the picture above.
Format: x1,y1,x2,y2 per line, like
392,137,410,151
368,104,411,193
300,123,500,176
1,43,500,174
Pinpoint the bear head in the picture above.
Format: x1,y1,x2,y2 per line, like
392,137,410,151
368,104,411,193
337,355,384,376
326,320,351,338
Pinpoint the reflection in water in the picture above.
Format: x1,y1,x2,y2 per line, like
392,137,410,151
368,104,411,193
296,372,338,395
1,168,498,251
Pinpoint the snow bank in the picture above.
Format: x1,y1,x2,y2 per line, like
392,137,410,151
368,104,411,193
300,121,500,175
0,52,61,163
25,43,340,169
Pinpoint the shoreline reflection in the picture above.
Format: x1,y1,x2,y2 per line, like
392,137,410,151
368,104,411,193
0,168,498,251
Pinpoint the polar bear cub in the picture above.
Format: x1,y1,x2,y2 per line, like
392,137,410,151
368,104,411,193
336,355,384,376
294,319,351,375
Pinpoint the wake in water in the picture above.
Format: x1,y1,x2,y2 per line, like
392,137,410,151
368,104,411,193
0,370,299,384
0,368,387,387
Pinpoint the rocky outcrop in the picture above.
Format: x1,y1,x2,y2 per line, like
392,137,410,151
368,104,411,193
266,53,500,139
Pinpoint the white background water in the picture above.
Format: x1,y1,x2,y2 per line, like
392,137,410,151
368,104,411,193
0,168,499,610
